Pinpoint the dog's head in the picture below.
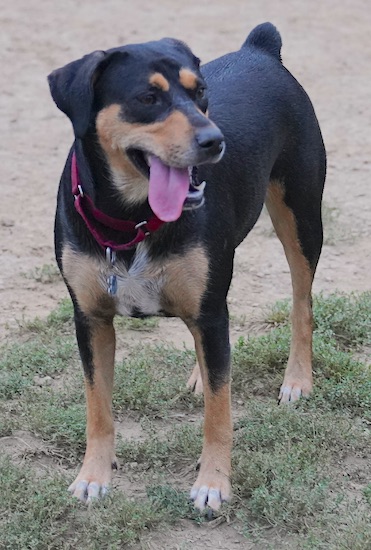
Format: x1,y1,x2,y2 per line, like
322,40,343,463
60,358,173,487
48,39,225,222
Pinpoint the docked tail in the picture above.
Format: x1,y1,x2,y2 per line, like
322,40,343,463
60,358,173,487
242,22,282,62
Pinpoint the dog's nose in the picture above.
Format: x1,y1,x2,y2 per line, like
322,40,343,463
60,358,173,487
195,126,225,157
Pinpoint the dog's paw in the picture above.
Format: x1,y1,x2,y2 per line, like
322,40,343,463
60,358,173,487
278,377,312,404
68,456,117,504
186,363,204,395
190,466,231,511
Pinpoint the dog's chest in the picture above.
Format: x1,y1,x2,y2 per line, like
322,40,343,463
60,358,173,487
111,246,164,317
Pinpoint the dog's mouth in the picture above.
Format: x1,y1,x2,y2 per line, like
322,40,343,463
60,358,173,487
127,149,205,222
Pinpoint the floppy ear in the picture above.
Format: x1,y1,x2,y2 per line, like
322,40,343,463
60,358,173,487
48,50,107,138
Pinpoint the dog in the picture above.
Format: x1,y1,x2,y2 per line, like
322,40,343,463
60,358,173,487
48,22,326,512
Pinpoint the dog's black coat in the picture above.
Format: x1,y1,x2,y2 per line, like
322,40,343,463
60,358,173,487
49,23,326,508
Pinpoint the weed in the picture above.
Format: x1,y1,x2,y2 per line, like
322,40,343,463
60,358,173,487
22,263,61,284
0,336,75,399
114,345,199,414
114,315,159,331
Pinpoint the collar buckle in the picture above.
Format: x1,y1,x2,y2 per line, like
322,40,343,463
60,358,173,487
73,184,84,200
135,220,150,236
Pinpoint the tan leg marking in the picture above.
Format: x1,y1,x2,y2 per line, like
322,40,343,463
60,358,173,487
265,182,314,403
68,321,117,503
162,246,209,320
189,328,232,511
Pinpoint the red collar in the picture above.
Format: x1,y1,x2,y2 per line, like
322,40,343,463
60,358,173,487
71,151,165,251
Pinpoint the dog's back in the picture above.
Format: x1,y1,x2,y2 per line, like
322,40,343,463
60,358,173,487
200,23,326,246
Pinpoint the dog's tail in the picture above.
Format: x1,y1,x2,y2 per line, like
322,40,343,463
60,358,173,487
242,22,282,62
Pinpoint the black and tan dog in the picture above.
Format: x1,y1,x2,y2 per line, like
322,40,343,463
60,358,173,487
48,22,326,511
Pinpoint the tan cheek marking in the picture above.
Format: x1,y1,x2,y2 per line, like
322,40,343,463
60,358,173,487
96,104,140,176
96,104,195,164
162,246,209,319
179,68,198,90
62,245,114,318
149,72,170,92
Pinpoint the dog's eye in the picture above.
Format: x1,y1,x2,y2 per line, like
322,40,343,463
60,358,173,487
138,93,158,105
196,87,206,101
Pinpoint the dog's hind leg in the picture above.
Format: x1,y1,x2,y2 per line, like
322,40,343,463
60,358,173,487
265,179,323,403
186,362,204,395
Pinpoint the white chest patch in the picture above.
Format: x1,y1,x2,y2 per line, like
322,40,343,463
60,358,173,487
110,243,164,316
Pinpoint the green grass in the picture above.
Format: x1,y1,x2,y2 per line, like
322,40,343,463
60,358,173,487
0,454,169,549
22,263,62,284
114,315,160,331
114,345,199,413
0,292,370,547
0,336,76,399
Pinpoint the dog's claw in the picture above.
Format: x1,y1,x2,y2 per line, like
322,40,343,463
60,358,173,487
279,385,302,403
68,479,110,504
190,483,229,512
207,508,214,520
278,376,312,404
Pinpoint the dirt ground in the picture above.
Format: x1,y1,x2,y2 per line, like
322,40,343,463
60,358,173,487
1,0,370,547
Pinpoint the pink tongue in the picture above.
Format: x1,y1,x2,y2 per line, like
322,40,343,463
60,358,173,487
148,156,190,222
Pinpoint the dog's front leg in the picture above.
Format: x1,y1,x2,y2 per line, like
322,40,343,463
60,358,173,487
69,310,117,504
189,311,233,511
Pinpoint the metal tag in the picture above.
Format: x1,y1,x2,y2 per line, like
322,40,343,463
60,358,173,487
107,274,117,296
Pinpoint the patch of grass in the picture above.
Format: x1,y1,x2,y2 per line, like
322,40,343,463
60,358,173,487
232,327,291,396
0,336,76,399
232,403,359,530
0,454,76,549
118,402,368,533
362,483,371,506
22,394,87,457
45,298,74,331
1,291,370,546
233,292,371,420
265,298,291,326
114,315,159,332
0,454,169,549
265,291,371,348
77,491,166,549
0,404,16,436
117,421,202,469
303,507,371,549
114,345,199,414
22,263,61,284
147,485,204,523
22,298,74,335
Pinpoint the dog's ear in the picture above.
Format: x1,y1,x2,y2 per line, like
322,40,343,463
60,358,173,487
48,50,108,138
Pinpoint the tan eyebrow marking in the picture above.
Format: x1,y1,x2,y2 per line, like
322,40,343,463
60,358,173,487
149,72,170,92
179,68,198,90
